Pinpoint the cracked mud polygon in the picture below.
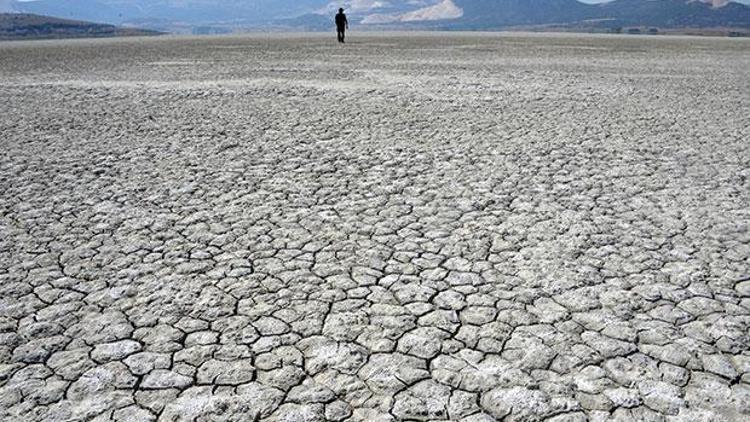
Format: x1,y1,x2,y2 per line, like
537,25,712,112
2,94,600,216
0,33,749,421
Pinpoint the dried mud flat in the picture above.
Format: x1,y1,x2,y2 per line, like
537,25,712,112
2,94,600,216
0,32,749,421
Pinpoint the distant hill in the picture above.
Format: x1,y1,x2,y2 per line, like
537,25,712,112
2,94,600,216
452,0,595,28
2,0,749,33
0,13,161,40
589,0,750,28
2,0,322,25
427,0,750,30
352,0,750,33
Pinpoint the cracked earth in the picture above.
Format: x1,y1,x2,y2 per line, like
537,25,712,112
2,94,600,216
0,33,749,421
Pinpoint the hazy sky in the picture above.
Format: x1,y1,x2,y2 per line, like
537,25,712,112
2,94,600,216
12,0,750,3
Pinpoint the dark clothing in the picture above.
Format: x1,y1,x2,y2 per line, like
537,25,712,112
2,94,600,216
335,12,348,29
335,12,348,43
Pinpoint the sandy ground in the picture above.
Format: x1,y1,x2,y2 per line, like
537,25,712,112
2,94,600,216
0,32,749,421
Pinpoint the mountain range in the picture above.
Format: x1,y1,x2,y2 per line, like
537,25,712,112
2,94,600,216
1,0,748,32
0,13,160,40
449,0,750,30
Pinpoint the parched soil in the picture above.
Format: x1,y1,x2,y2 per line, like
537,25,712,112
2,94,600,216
0,33,749,421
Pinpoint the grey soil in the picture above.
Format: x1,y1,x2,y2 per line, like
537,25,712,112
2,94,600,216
0,32,749,421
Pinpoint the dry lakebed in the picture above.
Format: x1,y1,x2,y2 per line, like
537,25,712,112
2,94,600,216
0,32,749,421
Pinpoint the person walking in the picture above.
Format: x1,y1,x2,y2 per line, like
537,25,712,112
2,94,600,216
335,8,348,43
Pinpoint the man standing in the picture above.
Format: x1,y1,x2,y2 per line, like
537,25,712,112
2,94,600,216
335,8,348,43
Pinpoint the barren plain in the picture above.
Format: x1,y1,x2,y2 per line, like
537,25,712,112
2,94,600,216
0,33,749,421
